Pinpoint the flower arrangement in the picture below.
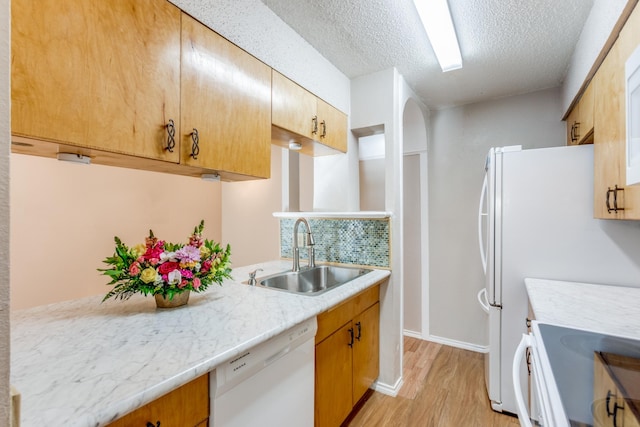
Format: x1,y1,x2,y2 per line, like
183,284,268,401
99,220,231,302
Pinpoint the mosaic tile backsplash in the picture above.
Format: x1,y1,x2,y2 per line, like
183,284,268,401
279,218,390,268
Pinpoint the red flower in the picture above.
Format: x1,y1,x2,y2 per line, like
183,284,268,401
158,261,179,275
201,260,212,273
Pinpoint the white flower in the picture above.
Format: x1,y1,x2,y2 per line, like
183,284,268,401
168,270,182,285
160,251,176,263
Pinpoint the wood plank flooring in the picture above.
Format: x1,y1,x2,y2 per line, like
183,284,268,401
347,337,520,427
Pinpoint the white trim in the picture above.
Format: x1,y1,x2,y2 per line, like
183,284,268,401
427,334,489,353
372,376,404,397
419,151,429,338
403,329,423,339
272,211,392,219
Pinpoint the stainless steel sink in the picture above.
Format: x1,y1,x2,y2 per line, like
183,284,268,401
258,265,373,296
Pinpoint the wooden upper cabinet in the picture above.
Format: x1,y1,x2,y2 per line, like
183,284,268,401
272,70,318,140
272,70,348,155
11,0,181,162
317,98,348,152
567,81,595,146
180,14,272,179
593,2,640,219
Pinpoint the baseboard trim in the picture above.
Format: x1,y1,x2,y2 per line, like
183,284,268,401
403,329,422,339
426,334,489,353
372,376,404,397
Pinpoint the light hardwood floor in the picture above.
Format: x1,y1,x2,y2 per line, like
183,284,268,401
347,337,521,427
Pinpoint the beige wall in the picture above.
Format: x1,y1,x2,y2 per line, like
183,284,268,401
221,146,282,268
10,154,222,309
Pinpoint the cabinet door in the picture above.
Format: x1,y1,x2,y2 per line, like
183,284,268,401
594,40,627,219
315,322,353,427
317,99,348,153
352,302,380,403
272,71,318,140
581,80,595,141
181,14,272,178
107,374,209,427
593,353,619,427
12,0,181,162
566,105,580,146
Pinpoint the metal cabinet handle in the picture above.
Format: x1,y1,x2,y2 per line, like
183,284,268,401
608,186,625,213
348,327,354,347
165,119,176,152
311,115,318,135
190,128,200,160
606,390,615,416
571,121,580,143
355,321,362,341
320,120,327,138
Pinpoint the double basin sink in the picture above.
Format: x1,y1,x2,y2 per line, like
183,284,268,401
256,265,373,296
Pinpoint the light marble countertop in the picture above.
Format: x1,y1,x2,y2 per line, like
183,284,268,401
10,260,390,427
525,277,640,339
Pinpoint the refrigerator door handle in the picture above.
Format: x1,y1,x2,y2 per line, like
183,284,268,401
477,288,490,314
478,173,488,274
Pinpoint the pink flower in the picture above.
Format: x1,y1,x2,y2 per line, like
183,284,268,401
193,278,201,289
180,269,194,279
178,279,188,289
128,262,141,276
201,260,212,273
176,245,201,264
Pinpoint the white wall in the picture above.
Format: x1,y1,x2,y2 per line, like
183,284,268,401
562,0,628,114
428,87,565,347
349,68,429,395
1,0,9,423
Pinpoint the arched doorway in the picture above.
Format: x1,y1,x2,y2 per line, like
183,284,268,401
402,98,429,338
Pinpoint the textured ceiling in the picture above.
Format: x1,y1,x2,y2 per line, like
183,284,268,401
261,0,594,109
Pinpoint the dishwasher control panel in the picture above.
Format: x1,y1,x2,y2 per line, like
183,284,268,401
214,317,318,395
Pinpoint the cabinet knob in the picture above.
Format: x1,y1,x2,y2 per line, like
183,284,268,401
355,321,362,341
348,327,354,347
165,119,176,153
320,120,327,138
311,115,318,135
190,128,200,160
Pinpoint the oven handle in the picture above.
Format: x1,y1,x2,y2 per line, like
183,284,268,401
513,333,533,427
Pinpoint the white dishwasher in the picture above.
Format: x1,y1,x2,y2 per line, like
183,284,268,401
212,317,317,427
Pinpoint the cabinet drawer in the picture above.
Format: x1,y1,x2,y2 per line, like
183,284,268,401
107,373,209,427
316,283,380,344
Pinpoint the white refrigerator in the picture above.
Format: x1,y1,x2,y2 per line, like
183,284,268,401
477,144,640,415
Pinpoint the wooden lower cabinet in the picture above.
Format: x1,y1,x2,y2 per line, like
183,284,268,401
106,373,209,427
315,322,355,427
594,352,640,427
315,284,381,427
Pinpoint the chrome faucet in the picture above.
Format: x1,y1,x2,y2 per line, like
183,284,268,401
292,218,315,272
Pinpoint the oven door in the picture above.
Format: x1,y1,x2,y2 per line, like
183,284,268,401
513,332,568,427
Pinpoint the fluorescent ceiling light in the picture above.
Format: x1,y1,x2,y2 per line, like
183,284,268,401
414,0,462,72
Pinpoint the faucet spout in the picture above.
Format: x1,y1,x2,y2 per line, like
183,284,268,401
292,218,315,272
